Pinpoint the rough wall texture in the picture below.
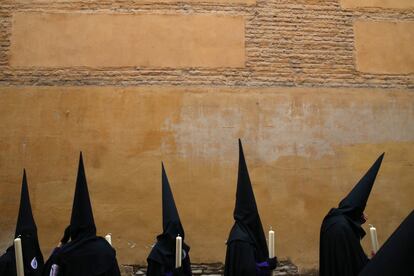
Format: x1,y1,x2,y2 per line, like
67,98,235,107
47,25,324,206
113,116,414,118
0,0,413,87
0,0,413,273
0,86,413,272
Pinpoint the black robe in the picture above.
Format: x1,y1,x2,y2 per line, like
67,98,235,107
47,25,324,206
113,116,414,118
0,170,44,276
319,153,384,276
147,238,192,276
358,210,414,276
43,236,120,276
319,211,369,276
43,153,120,276
0,247,16,276
225,223,277,276
224,140,277,276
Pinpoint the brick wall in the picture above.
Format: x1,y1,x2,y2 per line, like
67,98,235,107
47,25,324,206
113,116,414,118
0,0,413,87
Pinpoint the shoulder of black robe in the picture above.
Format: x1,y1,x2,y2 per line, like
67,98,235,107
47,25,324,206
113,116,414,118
227,140,269,262
319,213,369,276
54,153,120,276
358,210,414,276
57,237,120,276
0,246,17,276
147,163,191,276
15,170,44,276
227,222,253,245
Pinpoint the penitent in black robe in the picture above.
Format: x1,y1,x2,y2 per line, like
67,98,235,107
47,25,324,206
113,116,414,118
320,211,369,276
358,210,414,276
319,153,384,276
147,163,192,276
224,140,277,276
42,153,120,276
0,170,44,276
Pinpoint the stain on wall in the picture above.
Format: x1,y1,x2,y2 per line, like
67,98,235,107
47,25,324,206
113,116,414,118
0,86,413,271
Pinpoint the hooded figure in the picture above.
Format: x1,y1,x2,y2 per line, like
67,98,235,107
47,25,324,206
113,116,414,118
42,153,120,276
319,153,384,276
147,163,192,276
224,140,277,276
358,210,414,276
0,170,44,276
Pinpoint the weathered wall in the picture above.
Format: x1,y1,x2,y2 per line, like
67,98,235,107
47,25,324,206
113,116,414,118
0,0,413,272
0,87,413,271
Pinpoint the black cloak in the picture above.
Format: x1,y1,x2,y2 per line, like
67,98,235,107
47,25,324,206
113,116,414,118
319,153,384,276
147,163,192,276
358,210,414,276
224,140,277,276
42,153,120,276
0,170,44,276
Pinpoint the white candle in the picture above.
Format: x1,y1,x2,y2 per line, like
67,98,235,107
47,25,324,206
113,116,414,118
14,238,25,276
105,234,112,246
369,224,379,254
175,235,182,268
268,227,275,258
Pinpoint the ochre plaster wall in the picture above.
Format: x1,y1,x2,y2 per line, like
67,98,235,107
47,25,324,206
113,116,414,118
0,86,413,271
354,20,414,74
341,0,414,10
10,13,245,68
16,0,256,4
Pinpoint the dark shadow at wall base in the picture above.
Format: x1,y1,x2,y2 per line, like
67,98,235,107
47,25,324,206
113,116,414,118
120,260,317,275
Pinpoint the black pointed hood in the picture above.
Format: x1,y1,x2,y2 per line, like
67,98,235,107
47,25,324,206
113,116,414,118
147,163,190,268
13,170,44,274
231,139,268,260
338,153,384,215
322,153,385,237
161,163,184,239
51,153,119,276
358,210,414,276
15,169,37,237
69,152,96,240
